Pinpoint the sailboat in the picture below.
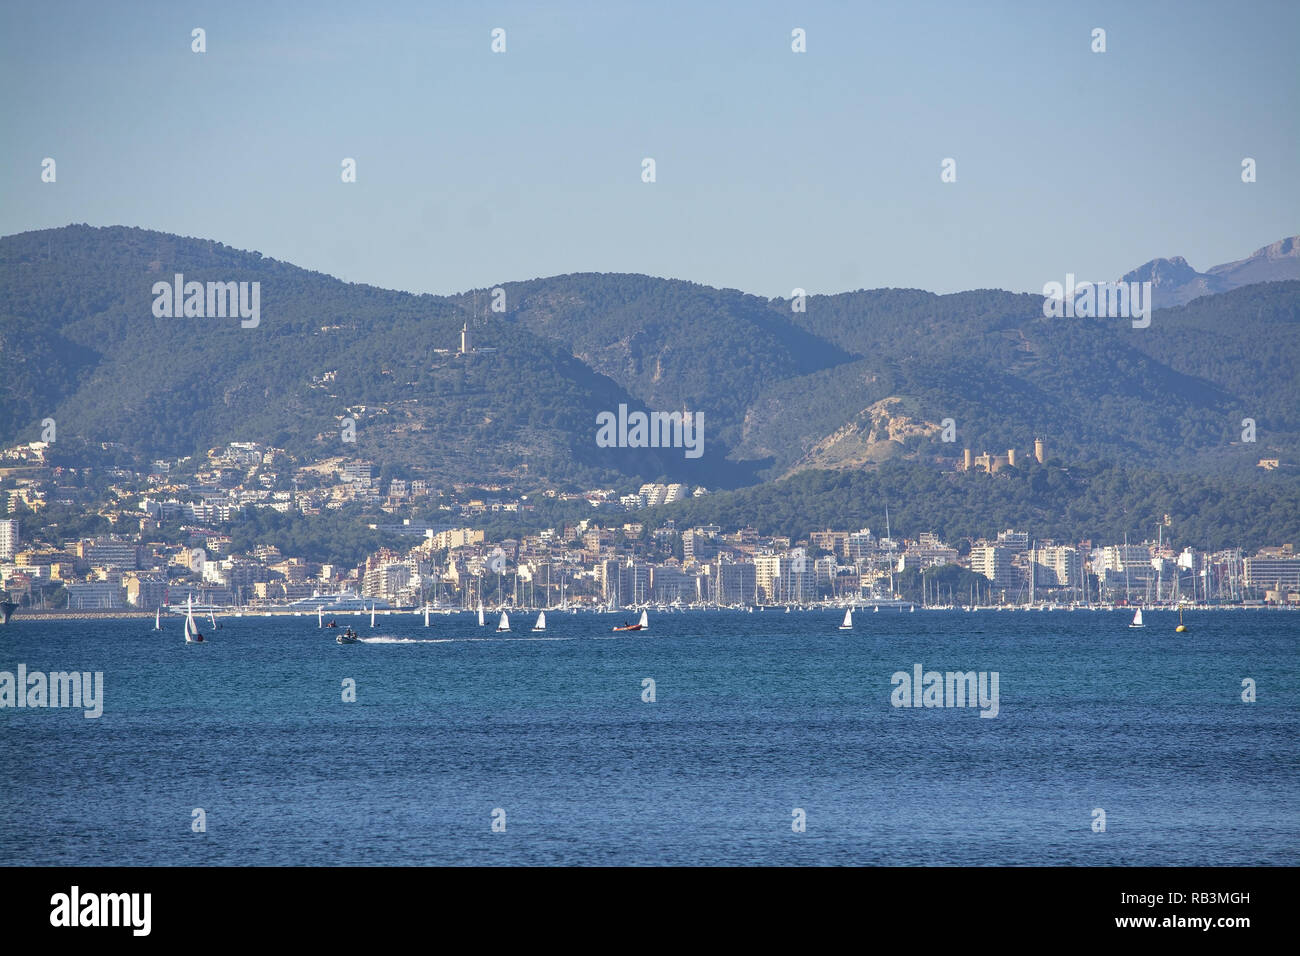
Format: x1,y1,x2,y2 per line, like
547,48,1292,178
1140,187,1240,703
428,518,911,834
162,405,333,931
184,596,204,644
1128,608,1145,629
154,608,161,631
839,607,853,630
424,605,430,628
478,604,486,627
318,607,323,629
209,609,218,631
370,605,376,628
496,611,510,632
1175,606,1188,633
638,609,649,631
532,611,546,632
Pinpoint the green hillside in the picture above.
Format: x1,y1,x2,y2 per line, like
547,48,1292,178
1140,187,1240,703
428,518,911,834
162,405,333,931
2,225,1298,494
0,226,749,486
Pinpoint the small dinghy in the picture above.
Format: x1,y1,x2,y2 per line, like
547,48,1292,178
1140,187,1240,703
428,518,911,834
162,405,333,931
613,609,648,632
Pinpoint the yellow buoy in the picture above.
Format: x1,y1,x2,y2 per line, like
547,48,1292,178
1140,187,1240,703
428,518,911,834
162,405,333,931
1175,624,1187,633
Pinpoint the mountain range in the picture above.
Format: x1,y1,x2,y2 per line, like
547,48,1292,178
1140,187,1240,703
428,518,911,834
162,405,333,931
1120,237,1300,309
1,225,1297,492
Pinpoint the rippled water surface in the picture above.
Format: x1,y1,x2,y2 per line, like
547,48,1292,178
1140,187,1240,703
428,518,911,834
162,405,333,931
2,608,1296,865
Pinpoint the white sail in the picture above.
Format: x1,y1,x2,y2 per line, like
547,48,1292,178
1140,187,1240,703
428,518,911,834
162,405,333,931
497,611,510,632
533,611,546,631
184,596,200,642
840,608,852,629
478,604,486,626
370,605,376,628
424,605,430,627
1131,608,1144,627
638,609,649,630
209,610,217,630
318,607,323,628
154,608,161,630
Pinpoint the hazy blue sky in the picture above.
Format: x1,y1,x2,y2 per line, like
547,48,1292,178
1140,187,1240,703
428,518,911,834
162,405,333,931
2,0,1296,298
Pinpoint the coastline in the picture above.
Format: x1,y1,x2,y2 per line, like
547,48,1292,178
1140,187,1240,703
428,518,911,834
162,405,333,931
0,603,1291,623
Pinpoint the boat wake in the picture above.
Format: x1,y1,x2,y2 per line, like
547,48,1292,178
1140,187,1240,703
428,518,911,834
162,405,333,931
357,636,454,644
355,635,573,644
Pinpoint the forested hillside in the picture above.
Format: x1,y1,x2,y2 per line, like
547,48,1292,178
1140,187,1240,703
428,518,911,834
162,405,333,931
2,225,1297,493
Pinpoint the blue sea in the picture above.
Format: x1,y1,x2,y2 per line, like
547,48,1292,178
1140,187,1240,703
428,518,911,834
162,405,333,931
2,608,1296,866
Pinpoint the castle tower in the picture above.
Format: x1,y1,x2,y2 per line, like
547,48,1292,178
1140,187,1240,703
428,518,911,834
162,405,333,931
1034,438,1045,464
460,323,473,355
1007,448,1017,467
963,448,972,471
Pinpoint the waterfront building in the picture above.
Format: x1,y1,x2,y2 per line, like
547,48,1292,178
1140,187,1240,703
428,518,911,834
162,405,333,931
0,519,17,561
1244,549,1300,590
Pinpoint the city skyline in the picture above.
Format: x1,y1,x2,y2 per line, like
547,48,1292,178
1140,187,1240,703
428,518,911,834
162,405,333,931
4,436,1297,615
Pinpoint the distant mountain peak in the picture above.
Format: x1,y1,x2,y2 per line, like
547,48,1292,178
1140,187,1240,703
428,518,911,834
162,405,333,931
1247,235,1298,261
1121,235,1300,309
1122,256,1202,287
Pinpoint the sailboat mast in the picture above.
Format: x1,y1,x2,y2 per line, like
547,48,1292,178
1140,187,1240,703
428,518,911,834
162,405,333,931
1124,532,1131,605
1029,542,1035,607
